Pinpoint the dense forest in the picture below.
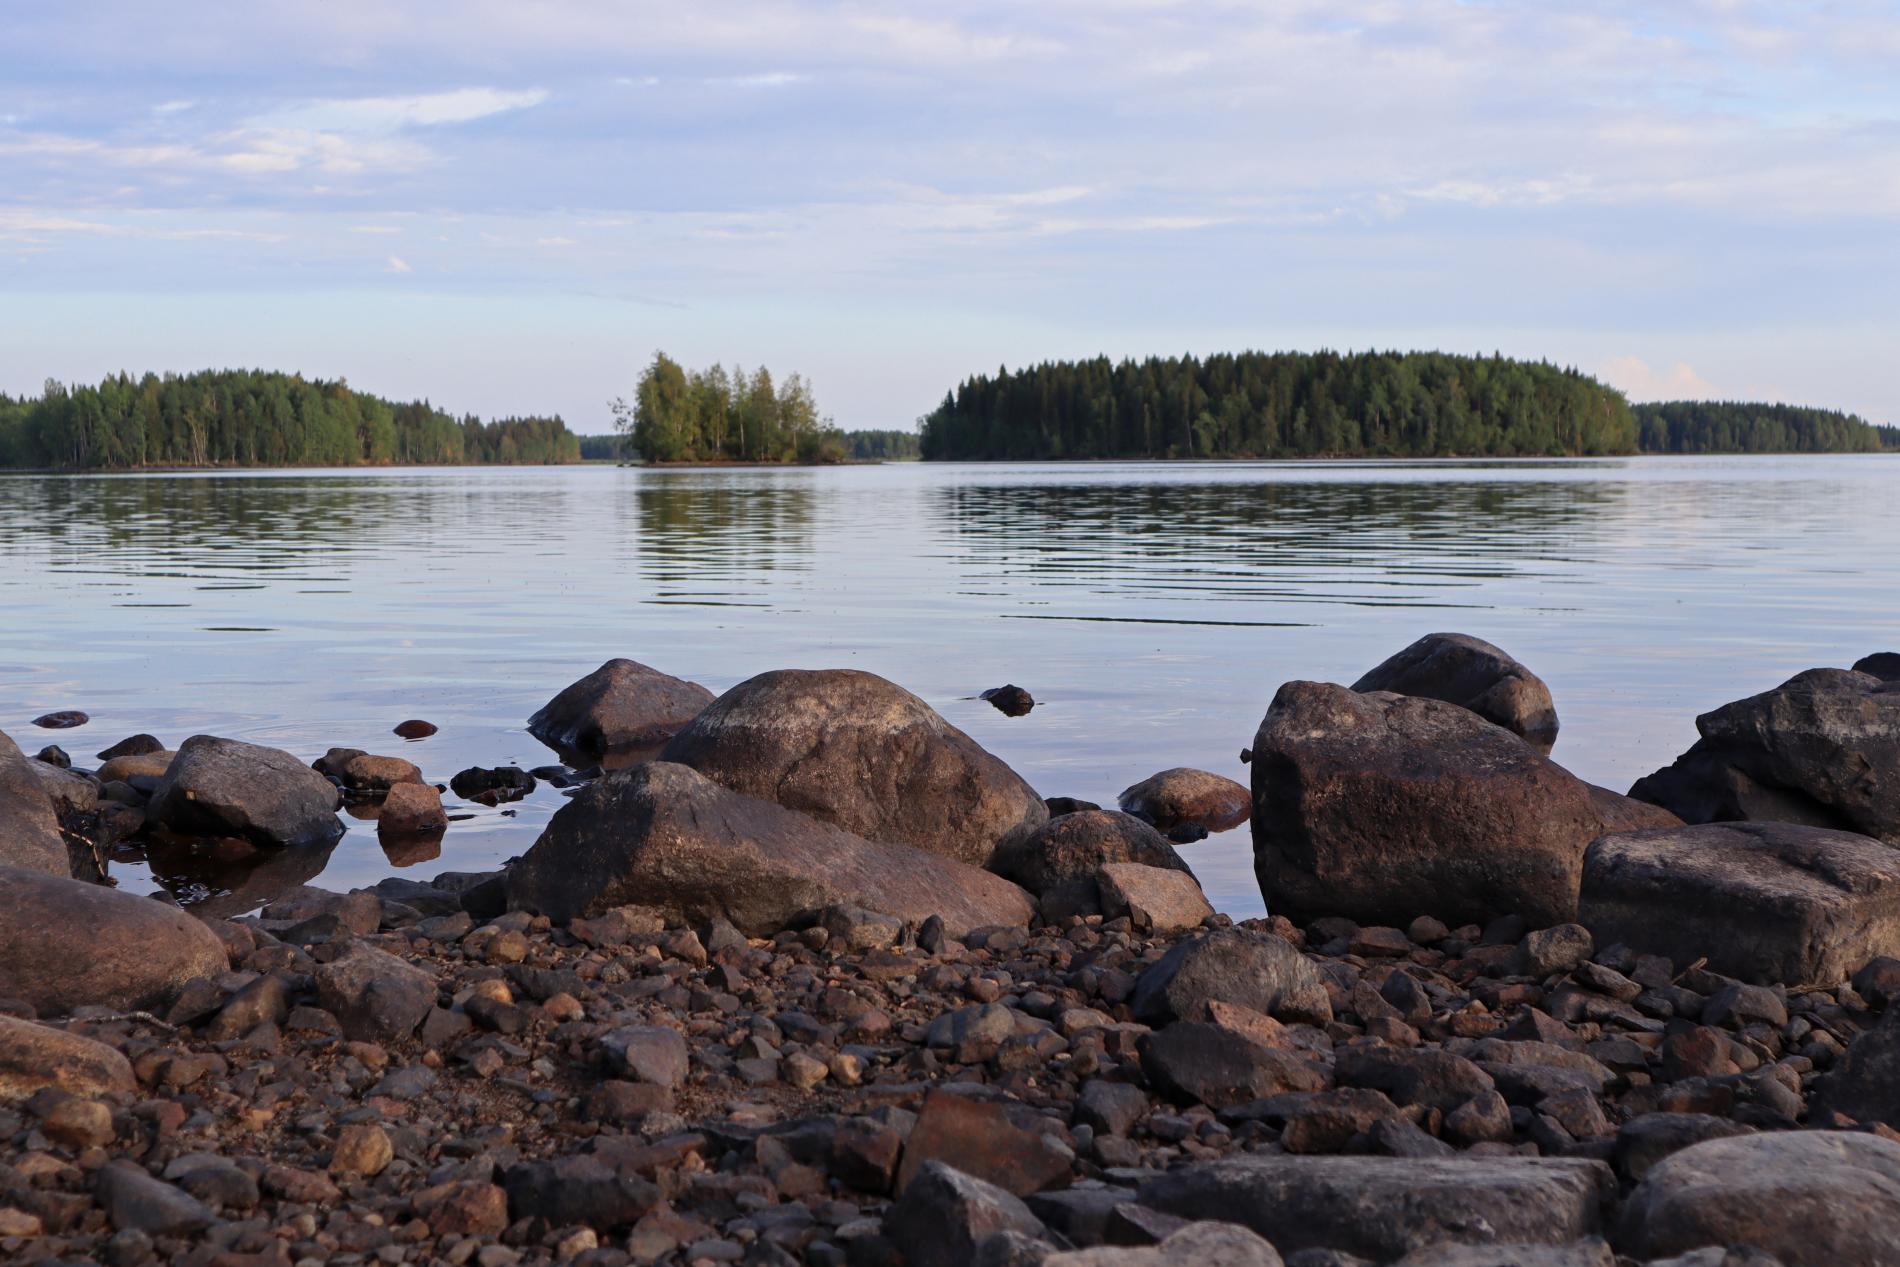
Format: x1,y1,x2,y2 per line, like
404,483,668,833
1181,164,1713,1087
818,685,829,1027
0,370,579,469
616,352,845,463
582,426,920,463
918,351,1640,459
1631,401,1888,454
1882,424,1900,449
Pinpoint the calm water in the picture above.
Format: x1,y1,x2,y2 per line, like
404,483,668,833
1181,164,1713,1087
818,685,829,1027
3,456,1896,918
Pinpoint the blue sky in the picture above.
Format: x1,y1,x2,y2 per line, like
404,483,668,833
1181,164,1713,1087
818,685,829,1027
3,1,1897,430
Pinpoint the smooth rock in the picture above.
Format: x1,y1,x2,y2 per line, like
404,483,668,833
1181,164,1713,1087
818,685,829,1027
378,782,448,836
1580,822,1900,984
1814,1008,1900,1129
96,1160,215,1235
97,734,164,760
339,753,423,791
992,811,1191,897
1391,1243,1613,1267
0,1013,136,1102
661,668,1047,867
0,728,68,875
1352,632,1560,754
529,657,715,755
0,865,228,1013
1118,768,1252,834
148,734,343,848
1096,863,1214,933
505,761,1034,935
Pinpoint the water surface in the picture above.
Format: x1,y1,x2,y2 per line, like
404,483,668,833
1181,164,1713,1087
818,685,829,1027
3,456,1895,917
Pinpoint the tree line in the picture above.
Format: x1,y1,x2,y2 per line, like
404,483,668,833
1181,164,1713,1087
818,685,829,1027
582,426,920,463
1631,401,1890,454
0,369,580,469
615,352,844,463
918,351,1642,459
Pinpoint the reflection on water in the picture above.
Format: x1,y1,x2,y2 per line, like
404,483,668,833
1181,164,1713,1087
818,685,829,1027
2,456,1896,917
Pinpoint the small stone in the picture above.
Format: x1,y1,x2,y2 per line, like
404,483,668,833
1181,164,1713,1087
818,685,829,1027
331,1123,394,1177
40,1096,115,1149
1518,925,1594,978
414,1180,510,1237
394,720,438,739
379,782,448,836
31,710,89,729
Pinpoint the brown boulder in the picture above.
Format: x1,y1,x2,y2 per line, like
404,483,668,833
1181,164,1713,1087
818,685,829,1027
661,669,1046,867
991,810,1191,895
0,728,67,875
1251,682,1641,926
528,658,714,756
378,782,447,836
1096,862,1214,933
506,761,1034,936
1353,632,1560,754
0,866,228,1014
1118,768,1251,833
894,1089,1074,1196
148,735,343,849
0,1014,136,1102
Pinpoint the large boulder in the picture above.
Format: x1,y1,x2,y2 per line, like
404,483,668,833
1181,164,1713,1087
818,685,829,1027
991,811,1191,895
0,1014,136,1102
660,669,1046,867
1814,1008,1900,1128
1251,682,1658,926
1118,769,1252,834
147,735,343,849
528,658,715,756
1580,822,1900,985
1135,1154,1613,1261
0,866,228,1014
0,728,67,875
506,762,1035,935
1352,632,1560,754
1617,1131,1900,1265
1631,668,1900,843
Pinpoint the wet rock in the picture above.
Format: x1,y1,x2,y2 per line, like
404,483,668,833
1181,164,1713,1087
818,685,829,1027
529,657,715,755
0,1014,136,1101
148,734,344,849
506,761,1034,935
378,782,448,836
1352,632,1560,754
993,811,1191,897
1131,928,1329,1026
1142,1022,1327,1108
314,943,436,1040
0,729,68,875
96,1160,214,1235
449,766,534,803
339,752,423,790
1580,822,1900,984
1251,682,1644,926
885,1161,1050,1267
97,733,164,760
1135,1154,1613,1261
661,668,1047,867
1618,1131,1900,1265
1046,1221,1285,1265
982,685,1036,717
1632,667,1900,843
896,1089,1075,1196
393,719,438,739
0,866,228,1013
1096,863,1214,934
1118,768,1251,834
30,710,88,730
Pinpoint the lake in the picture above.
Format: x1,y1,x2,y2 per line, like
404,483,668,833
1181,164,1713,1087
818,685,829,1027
3,455,1896,919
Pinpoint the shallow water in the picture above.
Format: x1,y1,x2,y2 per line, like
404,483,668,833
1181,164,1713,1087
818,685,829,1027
2,455,1896,918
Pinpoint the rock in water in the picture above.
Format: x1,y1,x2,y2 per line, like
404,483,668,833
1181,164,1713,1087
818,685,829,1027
1351,632,1561,754
1118,768,1252,833
1580,822,1900,985
0,1013,137,1102
1618,1131,1900,1265
0,865,228,1014
505,761,1035,935
148,734,343,849
528,658,714,755
97,733,164,760
1135,1154,1612,1261
0,728,70,875
981,684,1036,716
1251,682,1643,926
393,719,438,739
1632,667,1900,843
31,710,89,730
379,782,448,837
661,668,1047,867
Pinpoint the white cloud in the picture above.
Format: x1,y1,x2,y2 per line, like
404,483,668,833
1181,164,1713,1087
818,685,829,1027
254,87,550,134
1598,355,1724,402
706,72,806,88
386,255,413,273
153,100,195,115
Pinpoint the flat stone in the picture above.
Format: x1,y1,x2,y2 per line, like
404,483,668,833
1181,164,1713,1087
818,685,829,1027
1044,1221,1284,1265
1096,863,1215,934
1141,1022,1328,1109
599,1024,689,1088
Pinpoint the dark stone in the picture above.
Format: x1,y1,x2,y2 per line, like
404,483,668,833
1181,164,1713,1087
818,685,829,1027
97,734,164,760
449,766,534,802
33,746,70,769
1131,928,1329,1026
1334,1047,1495,1113
1612,1113,1753,1183
1855,653,1900,682
1352,632,1559,753
885,1161,1049,1267
313,944,436,1041
393,719,438,739
992,811,1191,897
505,762,1033,936
981,685,1035,717
1142,1022,1328,1109
0,729,68,876
503,1154,662,1230
895,1089,1074,1196
1044,798,1101,817
96,1160,214,1235
1119,768,1252,833
529,658,715,755
1815,1008,1900,1128
148,734,343,849
599,1025,689,1088
31,710,88,730
661,668,1047,867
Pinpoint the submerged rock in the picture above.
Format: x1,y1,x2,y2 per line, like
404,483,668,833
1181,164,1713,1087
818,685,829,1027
662,668,1047,867
147,734,343,849
505,761,1035,935
1352,632,1560,754
1632,667,1900,843
31,710,89,730
0,727,68,876
981,684,1036,716
1251,681,1654,926
528,657,714,755
393,718,438,739
1118,768,1251,834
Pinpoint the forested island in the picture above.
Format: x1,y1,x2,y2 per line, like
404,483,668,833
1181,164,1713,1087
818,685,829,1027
917,351,1896,460
579,426,920,463
615,352,844,463
0,370,579,469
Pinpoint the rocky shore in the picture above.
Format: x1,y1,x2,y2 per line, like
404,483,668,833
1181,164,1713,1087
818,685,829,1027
1,635,1899,1266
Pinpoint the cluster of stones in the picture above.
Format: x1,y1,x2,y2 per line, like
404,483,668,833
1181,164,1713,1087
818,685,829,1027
0,636,1896,1266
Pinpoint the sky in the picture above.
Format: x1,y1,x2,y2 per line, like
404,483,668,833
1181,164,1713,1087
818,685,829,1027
2,1,1897,431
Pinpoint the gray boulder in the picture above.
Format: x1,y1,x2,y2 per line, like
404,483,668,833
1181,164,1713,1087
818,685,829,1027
661,668,1046,867
1131,927,1330,1026
96,1159,215,1235
0,728,67,875
147,734,343,849
314,943,437,1041
1251,682,1664,926
1352,632,1560,753
1814,1007,1900,1129
1135,1154,1613,1260
0,865,228,1014
886,1161,1050,1267
1580,822,1900,985
527,658,714,756
992,810,1191,896
1618,1131,1900,1265
1632,668,1900,844
1141,1022,1328,1108
506,761,1034,935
